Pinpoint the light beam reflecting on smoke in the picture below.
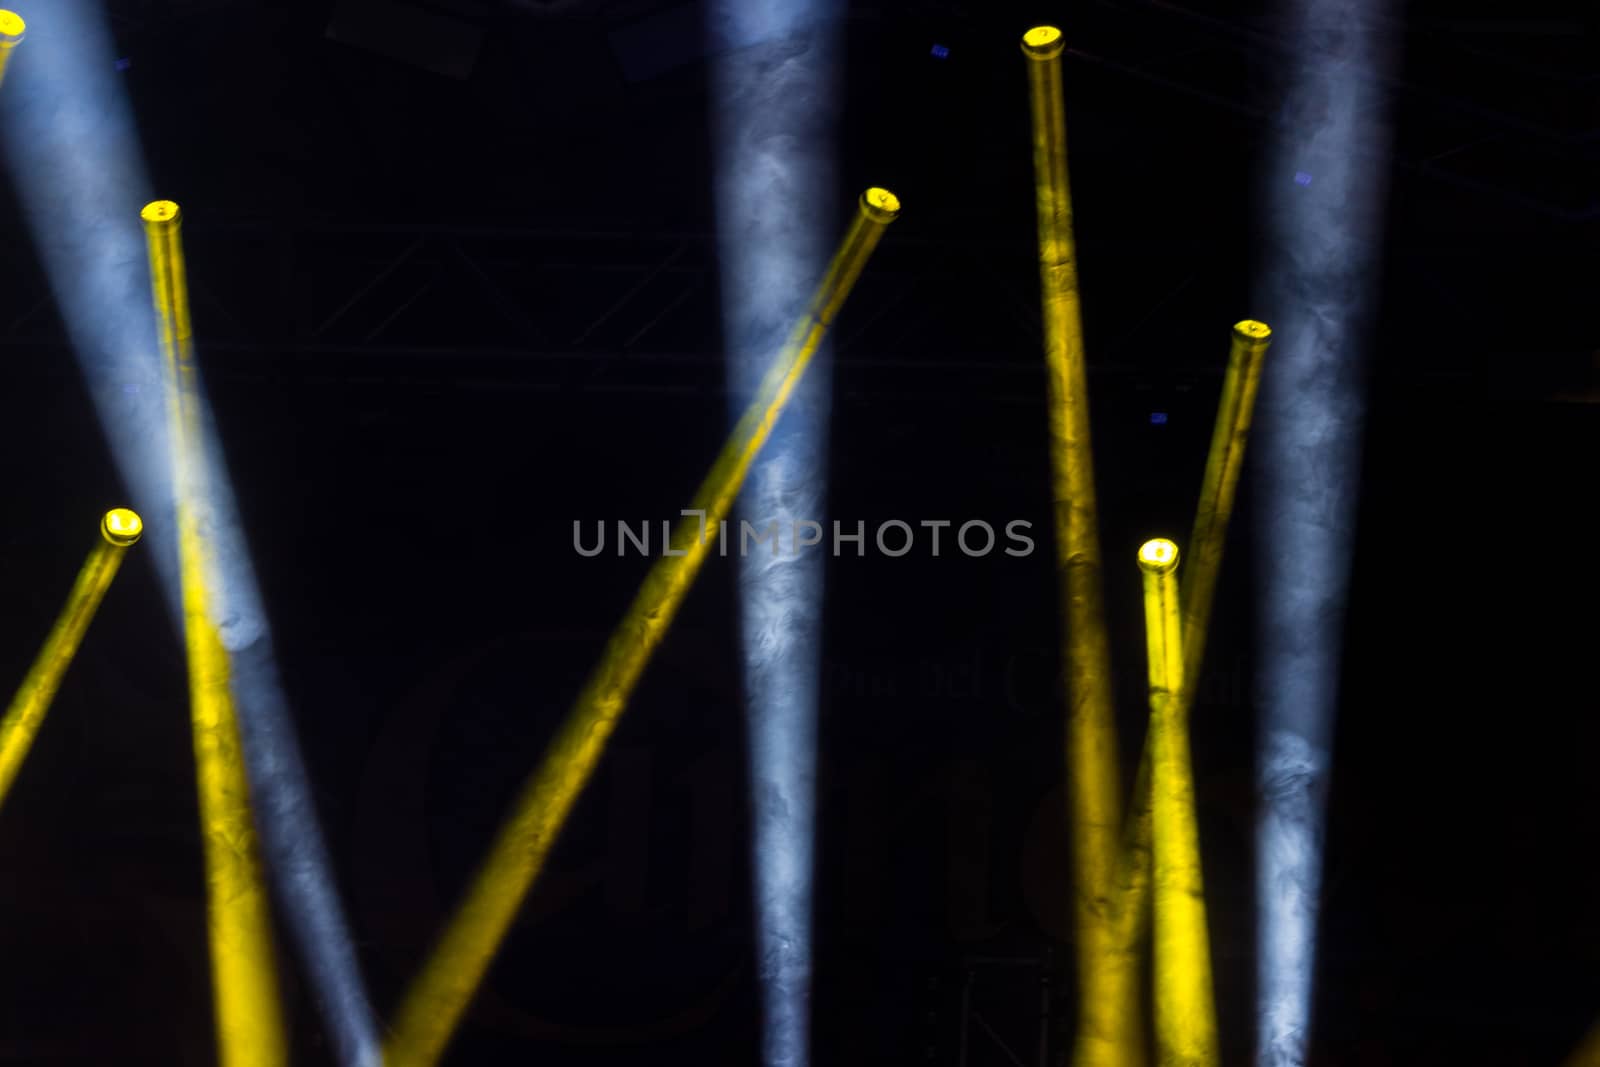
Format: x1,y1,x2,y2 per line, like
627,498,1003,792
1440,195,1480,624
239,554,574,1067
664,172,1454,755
1257,730,1329,1066
1253,2,1393,1065
710,3,840,1064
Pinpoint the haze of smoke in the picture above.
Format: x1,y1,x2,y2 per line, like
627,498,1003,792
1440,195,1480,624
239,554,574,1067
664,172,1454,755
1252,2,1394,1065
709,6,841,1064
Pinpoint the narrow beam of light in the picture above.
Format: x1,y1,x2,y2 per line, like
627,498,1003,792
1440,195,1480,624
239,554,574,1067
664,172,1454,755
1108,320,1274,1000
0,508,142,814
384,187,900,1067
1138,539,1220,1066
0,7,383,1064
709,2,842,1063
1020,26,1138,1066
145,199,287,1067
1252,3,1394,1064
1565,1021,1600,1067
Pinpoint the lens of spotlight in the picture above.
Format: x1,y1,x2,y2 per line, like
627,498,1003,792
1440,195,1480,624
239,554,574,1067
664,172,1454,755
1138,538,1179,572
101,506,144,546
1021,25,1064,58
860,186,899,219
0,9,24,88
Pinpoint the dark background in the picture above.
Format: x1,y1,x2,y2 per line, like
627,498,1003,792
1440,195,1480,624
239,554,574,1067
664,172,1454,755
0,0,1595,1063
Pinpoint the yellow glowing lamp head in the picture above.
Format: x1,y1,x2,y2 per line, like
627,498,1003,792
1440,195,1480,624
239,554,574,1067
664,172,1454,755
860,187,901,224
1233,319,1272,343
101,508,144,547
1137,538,1179,574
0,10,23,45
140,200,182,227
1021,26,1064,60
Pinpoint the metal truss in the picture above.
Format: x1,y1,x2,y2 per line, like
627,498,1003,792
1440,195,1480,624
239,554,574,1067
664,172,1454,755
951,952,1057,1067
0,219,1211,395
0,217,1577,400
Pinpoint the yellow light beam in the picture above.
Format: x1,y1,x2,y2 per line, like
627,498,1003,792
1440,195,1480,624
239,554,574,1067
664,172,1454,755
143,199,287,1067
1566,1021,1600,1067
1138,539,1220,1066
383,187,902,1067
1109,320,1272,977
0,11,23,90
1021,25,1138,1066
1180,320,1271,691
0,508,143,813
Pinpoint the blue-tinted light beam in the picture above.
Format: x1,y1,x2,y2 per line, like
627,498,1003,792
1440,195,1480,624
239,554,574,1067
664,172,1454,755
1252,3,1395,1065
0,5,381,1063
709,3,841,1065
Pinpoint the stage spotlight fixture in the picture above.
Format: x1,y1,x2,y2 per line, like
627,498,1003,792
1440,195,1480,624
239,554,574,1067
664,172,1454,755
1139,539,1177,572
101,506,143,545
0,9,23,87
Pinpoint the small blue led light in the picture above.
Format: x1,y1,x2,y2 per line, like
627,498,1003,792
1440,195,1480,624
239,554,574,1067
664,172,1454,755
1294,171,1312,186
115,57,133,71
931,44,949,58
1150,412,1168,425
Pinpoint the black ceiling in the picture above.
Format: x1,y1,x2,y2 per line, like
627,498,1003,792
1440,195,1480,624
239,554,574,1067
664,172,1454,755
0,3,1596,1065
